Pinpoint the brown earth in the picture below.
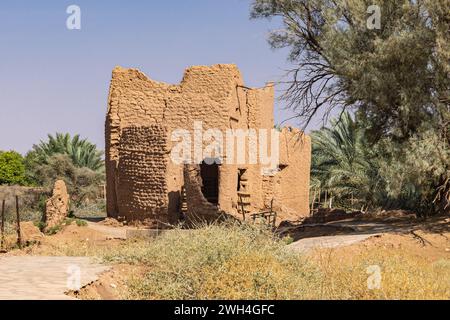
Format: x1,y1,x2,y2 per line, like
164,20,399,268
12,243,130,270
335,231,450,262
68,264,146,300
1,213,448,299
304,220,449,263
99,217,125,227
4,223,122,257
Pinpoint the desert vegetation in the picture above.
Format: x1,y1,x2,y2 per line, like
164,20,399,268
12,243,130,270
23,221,449,300
102,223,448,300
0,133,105,238
0,151,27,186
252,0,449,216
310,111,450,215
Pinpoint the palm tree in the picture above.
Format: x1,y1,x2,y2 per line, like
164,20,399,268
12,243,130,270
30,133,104,172
311,112,383,209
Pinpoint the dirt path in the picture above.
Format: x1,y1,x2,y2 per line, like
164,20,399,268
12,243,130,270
0,256,109,300
85,221,128,239
286,217,450,253
285,219,421,252
288,233,381,252
85,220,166,240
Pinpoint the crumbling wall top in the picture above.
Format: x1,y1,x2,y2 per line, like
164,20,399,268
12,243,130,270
110,64,273,94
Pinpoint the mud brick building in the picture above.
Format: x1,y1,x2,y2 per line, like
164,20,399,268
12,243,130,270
105,64,311,226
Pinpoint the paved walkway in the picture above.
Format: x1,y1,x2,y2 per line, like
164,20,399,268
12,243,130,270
288,233,381,253
0,256,109,300
287,220,412,253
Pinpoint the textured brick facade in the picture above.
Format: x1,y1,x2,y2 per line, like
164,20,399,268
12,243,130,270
117,126,169,224
105,64,311,225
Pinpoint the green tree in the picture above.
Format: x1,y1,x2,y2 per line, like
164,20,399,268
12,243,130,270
0,151,26,185
27,133,104,172
24,134,106,202
252,0,450,214
377,127,450,215
312,113,450,215
311,112,383,209
32,154,104,207
251,0,449,138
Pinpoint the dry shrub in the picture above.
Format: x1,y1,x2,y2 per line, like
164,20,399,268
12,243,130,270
103,223,449,300
313,247,450,300
199,252,317,300
103,222,319,300
24,221,447,300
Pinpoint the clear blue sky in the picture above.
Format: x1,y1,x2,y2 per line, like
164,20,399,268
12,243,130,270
0,0,324,154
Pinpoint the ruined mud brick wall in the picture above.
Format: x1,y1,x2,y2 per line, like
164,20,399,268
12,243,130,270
106,64,311,224
182,165,229,226
106,64,240,223
116,126,169,224
277,128,311,219
257,129,311,221
45,180,70,231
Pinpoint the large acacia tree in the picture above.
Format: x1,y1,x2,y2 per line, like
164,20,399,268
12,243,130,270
251,0,448,135
251,0,449,214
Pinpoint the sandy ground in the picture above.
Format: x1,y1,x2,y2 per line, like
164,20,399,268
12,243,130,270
0,215,448,300
0,256,109,300
75,216,449,300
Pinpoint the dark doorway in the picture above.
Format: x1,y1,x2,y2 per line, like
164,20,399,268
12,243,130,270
237,168,246,191
200,160,219,205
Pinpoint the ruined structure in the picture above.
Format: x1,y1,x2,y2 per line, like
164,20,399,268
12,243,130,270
105,64,311,226
45,180,70,230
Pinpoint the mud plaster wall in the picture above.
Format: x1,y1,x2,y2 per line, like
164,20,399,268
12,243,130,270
116,126,170,224
106,64,240,222
106,64,311,224
278,129,311,219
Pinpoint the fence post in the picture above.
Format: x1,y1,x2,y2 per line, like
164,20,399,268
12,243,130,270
15,196,22,249
1,200,5,251
310,189,317,215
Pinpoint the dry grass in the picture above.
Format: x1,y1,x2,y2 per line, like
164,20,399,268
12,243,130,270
102,222,319,299
12,224,116,257
100,222,449,300
11,221,448,300
312,247,449,299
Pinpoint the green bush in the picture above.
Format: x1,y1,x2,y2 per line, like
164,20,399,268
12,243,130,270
27,133,104,172
28,154,104,207
46,224,62,235
75,219,87,227
34,221,46,232
0,151,26,185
